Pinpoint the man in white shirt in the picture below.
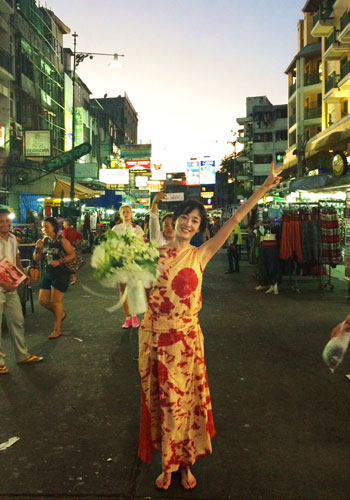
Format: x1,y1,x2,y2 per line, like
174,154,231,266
149,192,174,246
0,209,43,375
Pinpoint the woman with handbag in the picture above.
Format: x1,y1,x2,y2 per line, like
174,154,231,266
62,218,83,285
33,217,76,339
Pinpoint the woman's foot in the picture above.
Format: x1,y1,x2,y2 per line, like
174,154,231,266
180,467,197,489
122,317,132,328
155,471,172,490
48,330,61,339
62,312,67,322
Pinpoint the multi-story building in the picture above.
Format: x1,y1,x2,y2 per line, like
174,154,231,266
96,94,138,146
236,96,288,191
284,0,350,178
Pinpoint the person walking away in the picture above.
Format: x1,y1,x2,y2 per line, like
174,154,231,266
62,218,83,285
226,223,242,273
0,209,43,374
33,217,76,339
149,192,174,246
138,165,281,490
112,205,144,329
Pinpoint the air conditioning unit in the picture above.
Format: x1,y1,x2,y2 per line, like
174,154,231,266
11,122,23,139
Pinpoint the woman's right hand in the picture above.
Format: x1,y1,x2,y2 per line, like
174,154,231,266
35,238,44,250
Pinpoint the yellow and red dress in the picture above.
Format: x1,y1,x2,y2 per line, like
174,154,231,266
138,245,215,472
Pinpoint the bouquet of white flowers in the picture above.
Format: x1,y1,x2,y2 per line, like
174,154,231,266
91,230,159,314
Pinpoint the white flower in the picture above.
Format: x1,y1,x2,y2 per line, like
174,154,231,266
91,246,107,268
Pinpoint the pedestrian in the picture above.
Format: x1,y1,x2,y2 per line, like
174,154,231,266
149,192,174,245
62,218,83,285
112,205,144,329
57,214,64,232
138,165,281,490
226,223,242,273
33,217,76,339
0,209,43,375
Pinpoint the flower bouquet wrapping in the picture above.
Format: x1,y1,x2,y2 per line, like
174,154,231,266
91,230,159,315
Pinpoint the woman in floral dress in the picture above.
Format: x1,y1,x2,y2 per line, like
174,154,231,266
138,166,281,490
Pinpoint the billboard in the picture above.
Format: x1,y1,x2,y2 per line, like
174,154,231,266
200,160,216,184
186,161,200,185
24,130,51,157
0,125,4,148
99,169,129,184
120,144,152,160
125,160,151,169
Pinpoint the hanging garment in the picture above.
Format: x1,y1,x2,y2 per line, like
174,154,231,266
261,240,280,285
279,214,303,262
138,246,215,472
300,214,323,263
320,208,341,265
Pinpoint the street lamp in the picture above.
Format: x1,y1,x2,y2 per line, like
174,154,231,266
69,32,124,209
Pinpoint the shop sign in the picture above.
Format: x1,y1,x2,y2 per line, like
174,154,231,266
99,168,129,184
186,161,200,185
135,175,149,188
120,144,152,160
147,180,163,192
200,191,214,198
332,153,347,177
125,160,151,169
138,198,150,205
130,189,149,197
0,125,5,148
200,160,216,185
25,130,51,157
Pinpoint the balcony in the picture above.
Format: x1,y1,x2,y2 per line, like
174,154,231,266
288,114,296,128
288,82,296,98
325,29,350,60
0,0,14,14
324,71,348,103
236,116,253,125
0,47,13,78
237,136,250,144
339,59,350,90
304,106,322,120
339,10,350,44
311,7,334,37
304,72,321,87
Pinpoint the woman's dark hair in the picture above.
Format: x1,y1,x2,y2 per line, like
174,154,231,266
0,209,10,215
44,216,59,234
173,200,207,232
162,213,174,226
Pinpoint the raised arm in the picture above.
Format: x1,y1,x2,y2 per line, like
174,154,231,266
149,192,166,244
198,164,281,268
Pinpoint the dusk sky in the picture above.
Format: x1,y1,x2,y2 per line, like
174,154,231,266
48,0,306,172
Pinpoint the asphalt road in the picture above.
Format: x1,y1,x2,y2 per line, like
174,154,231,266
1,251,350,500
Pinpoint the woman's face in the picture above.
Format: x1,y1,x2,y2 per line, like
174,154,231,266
120,206,132,223
175,209,201,241
162,216,175,241
42,221,55,237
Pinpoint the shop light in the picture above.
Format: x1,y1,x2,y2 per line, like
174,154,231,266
9,213,15,220
63,198,71,202
37,198,45,202
106,209,115,214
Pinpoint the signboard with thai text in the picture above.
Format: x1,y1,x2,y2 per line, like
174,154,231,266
200,160,216,184
120,144,152,160
99,168,129,184
25,130,51,157
125,160,151,169
186,161,200,185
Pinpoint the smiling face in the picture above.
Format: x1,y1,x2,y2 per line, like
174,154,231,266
120,206,132,223
175,208,201,242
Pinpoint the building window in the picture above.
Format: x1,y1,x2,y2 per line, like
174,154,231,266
254,154,273,164
253,132,273,143
275,130,287,141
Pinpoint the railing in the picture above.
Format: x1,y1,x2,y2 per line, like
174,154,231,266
304,72,321,86
325,29,337,51
312,3,334,27
340,9,350,34
289,83,296,97
325,71,338,94
340,59,350,81
289,115,296,128
0,47,13,74
304,106,322,119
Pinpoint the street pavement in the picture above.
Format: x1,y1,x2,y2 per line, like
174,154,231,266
1,251,350,500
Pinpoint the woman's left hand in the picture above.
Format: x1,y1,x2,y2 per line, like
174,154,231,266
261,163,282,192
50,260,61,268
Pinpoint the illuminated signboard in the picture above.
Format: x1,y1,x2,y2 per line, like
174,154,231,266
200,160,216,184
0,125,4,148
125,160,151,169
186,161,200,185
99,168,129,184
135,175,148,188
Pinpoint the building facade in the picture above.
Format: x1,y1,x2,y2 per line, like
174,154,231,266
236,96,288,191
283,0,350,179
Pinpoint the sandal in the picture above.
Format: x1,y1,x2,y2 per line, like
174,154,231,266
62,313,67,322
180,467,197,489
0,365,9,374
20,355,43,363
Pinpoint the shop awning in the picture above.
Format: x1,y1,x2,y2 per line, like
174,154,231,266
52,177,102,199
290,174,335,191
